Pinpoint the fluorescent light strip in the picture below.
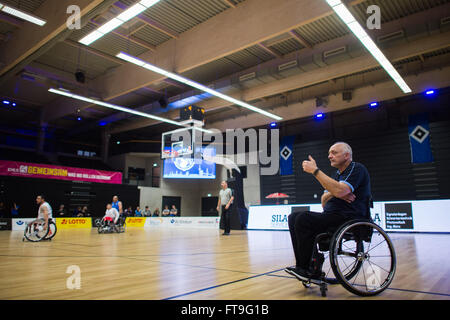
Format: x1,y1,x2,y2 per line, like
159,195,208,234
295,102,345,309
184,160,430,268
79,0,160,45
326,0,411,93
116,52,283,121
0,2,46,26
48,88,181,127
48,88,214,133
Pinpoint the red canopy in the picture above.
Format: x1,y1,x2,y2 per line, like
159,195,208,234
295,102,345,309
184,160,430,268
265,192,289,199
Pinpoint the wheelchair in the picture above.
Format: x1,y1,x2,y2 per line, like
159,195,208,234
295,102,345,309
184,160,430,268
97,215,126,234
296,201,396,297
23,218,57,242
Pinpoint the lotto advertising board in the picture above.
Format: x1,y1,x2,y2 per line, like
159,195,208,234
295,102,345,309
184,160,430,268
55,217,92,229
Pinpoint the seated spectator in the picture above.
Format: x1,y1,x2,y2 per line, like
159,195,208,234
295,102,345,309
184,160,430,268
11,202,19,217
57,204,67,216
170,205,178,217
143,206,151,216
162,205,170,217
124,206,133,217
152,208,160,217
81,206,90,217
73,206,82,217
135,206,142,217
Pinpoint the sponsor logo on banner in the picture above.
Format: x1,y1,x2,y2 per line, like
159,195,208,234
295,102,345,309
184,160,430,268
170,218,193,225
144,217,219,228
384,203,414,230
146,217,164,226
56,218,92,229
271,214,288,228
12,218,35,231
125,217,146,227
195,217,220,228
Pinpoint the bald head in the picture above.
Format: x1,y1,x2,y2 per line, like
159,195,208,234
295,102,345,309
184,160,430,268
333,142,352,159
328,142,353,169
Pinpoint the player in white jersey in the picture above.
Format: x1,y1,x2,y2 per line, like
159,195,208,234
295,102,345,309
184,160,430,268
37,194,52,222
31,195,53,234
103,203,119,225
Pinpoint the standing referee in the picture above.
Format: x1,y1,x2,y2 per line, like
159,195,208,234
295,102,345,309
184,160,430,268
217,180,234,235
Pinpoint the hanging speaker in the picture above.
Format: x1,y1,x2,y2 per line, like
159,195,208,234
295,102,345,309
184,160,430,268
75,71,85,84
158,97,168,108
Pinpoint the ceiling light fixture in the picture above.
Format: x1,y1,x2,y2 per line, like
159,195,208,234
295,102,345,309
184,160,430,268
325,0,411,94
49,88,182,126
48,88,214,133
78,0,160,45
0,2,46,26
116,52,283,121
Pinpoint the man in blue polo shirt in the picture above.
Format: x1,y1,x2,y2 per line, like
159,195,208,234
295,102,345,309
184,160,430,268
285,142,371,281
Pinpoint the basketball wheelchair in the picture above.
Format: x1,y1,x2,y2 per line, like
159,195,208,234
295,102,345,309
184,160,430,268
23,218,57,242
96,215,126,234
292,200,396,297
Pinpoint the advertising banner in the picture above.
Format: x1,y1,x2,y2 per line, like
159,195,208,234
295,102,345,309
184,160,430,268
125,217,146,227
248,199,450,232
55,217,92,229
12,218,35,231
144,217,220,229
0,160,122,184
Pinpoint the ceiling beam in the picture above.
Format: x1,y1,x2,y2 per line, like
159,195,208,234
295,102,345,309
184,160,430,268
126,22,148,36
257,43,282,58
89,18,156,51
63,39,125,65
222,0,236,8
288,30,312,48
113,1,179,39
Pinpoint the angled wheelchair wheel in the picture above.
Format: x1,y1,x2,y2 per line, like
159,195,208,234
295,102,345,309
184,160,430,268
118,222,126,233
97,221,105,233
94,218,102,227
43,220,57,240
330,220,396,297
24,221,50,242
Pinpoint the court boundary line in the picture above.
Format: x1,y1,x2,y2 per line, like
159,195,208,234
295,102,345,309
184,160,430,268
162,268,285,300
264,274,450,298
163,268,450,300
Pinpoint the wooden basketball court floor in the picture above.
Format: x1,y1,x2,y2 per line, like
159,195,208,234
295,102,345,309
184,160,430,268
0,227,449,300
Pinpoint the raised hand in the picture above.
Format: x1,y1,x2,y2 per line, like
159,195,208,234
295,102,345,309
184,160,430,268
302,155,318,174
